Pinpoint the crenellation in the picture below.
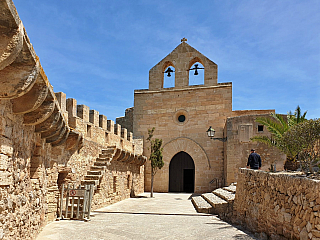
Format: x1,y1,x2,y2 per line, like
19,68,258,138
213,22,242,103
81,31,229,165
89,109,99,126
114,123,121,136
0,2,146,239
128,132,133,142
99,114,107,129
55,92,66,113
121,128,127,139
77,104,90,122
66,98,77,118
107,119,114,133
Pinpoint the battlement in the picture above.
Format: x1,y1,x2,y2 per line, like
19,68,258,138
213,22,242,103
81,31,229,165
55,92,139,154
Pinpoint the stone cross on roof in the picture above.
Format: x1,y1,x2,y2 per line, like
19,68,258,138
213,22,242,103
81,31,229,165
181,38,187,43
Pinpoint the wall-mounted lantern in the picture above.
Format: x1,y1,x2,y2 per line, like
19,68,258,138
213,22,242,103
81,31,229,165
206,126,227,142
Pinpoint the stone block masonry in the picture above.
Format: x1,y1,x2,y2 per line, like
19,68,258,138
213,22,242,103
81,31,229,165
0,1,146,239
230,168,320,240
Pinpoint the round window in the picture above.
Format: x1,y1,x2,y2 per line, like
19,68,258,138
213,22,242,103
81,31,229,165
174,109,188,125
178,115,186,123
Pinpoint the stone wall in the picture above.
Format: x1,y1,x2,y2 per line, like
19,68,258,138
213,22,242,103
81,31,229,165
116,107,134,133
0,1,146,239
225,114,286,185
0,91,146,240
232,168,320,240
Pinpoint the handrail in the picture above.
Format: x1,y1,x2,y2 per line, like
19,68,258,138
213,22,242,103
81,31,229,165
209,177,225,189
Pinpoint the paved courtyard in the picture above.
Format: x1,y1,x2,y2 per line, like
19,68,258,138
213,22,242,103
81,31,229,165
36,193,256,240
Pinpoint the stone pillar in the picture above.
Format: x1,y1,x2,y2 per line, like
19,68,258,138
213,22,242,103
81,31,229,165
89,110,99,126
121,128,127,139
114,124,121,136
77,105,90,122
66,98,77,118
55,92,66,112
107,120,114,133
99,115,107,130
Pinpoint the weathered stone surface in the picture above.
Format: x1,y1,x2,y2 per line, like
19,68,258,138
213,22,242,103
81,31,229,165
213,188,235,202
0,2,145,240
230,168,320,240
12,75,48,114
191,196,212,213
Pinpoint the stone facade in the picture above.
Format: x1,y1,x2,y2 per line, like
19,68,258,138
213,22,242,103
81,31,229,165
225,113,286,184
0,1,146,239
232,168,320,240
126,40,286,193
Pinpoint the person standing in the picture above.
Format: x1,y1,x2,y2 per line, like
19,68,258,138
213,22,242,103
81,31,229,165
247,149,261,170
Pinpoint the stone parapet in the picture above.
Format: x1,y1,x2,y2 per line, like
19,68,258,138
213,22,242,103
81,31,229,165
0,0,82,150
0,1,146,240
56,94,140,154
231,168,320,239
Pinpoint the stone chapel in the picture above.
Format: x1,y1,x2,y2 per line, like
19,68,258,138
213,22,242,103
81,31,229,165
117,39,286,193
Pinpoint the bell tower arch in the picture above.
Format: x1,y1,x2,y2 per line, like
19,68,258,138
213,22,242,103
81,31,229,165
148,38,218,90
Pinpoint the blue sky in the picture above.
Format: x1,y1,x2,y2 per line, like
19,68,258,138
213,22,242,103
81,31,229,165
13,0,319,120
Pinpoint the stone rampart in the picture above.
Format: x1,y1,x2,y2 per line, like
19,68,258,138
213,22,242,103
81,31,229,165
0,1,146,239
232,168,320,240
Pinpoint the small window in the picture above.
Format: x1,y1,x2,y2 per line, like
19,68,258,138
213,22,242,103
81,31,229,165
258,125,264,132
178,115,186,122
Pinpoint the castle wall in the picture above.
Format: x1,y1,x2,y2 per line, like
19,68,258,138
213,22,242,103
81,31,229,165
232,168,320,239
225,113,286,185
0,92,145,239
134,83,232,193
0,1,145,238
116,107,134,133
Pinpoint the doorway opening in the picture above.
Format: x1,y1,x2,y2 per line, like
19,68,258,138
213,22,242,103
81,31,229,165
169,151,195,193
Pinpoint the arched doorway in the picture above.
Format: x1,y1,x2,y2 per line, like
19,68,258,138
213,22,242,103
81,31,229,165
169,151,195,193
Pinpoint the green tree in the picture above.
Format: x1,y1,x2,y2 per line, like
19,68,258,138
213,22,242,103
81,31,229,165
251,106,308,160
282,119,320,173
146,127,164,197
287,105,308,127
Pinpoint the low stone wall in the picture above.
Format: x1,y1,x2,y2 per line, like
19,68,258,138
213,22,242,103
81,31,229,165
231,168,320,240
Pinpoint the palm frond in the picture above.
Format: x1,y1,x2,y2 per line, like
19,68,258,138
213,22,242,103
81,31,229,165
251,136,275,147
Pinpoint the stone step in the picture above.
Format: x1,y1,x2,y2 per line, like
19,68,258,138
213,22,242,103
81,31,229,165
213,188,235,202
87,170,102,175
99,153,112,159
191,196,212,214
202,193,228,215
81,180,99,186
90,166,106,171
223,185,236,194
102,147,116,154
84,175,101,181
96,157,111,162
94,161,110,166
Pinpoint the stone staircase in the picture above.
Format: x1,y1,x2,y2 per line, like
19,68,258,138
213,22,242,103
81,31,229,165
192,183,236,215
81,146,117,191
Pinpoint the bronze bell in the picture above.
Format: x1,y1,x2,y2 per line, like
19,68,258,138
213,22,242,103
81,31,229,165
164,67,174,77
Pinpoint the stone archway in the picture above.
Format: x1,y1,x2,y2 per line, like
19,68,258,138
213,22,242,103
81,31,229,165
169,151,195,193
150,137,210,193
